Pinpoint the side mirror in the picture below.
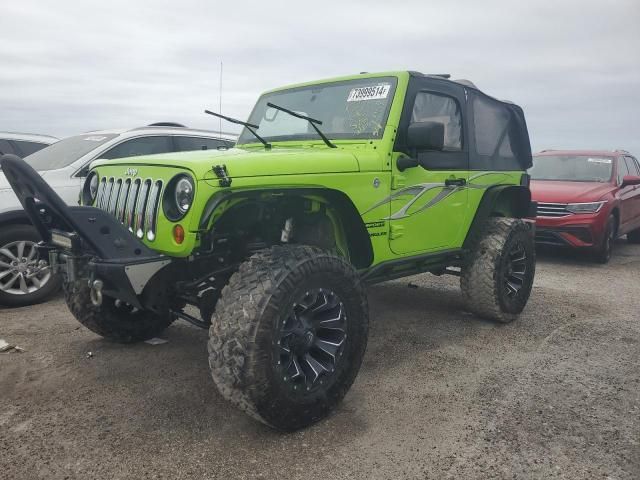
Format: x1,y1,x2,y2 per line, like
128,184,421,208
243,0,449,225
407,121,445,151
621,175,640,187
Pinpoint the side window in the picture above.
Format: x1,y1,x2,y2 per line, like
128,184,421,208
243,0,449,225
617,157,629,184
473,96,515,159
174,136,231,152
624,156,639,176
100,136,172,160
412,92,462,151
13,140,48,157
0,139,16,156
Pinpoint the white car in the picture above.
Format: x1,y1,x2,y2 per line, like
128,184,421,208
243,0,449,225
0,132,58,157
0,124,236,306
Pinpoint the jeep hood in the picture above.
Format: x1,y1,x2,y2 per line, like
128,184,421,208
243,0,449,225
91,147,361,180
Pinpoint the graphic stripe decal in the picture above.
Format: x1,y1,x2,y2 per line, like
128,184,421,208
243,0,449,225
364,172,510,220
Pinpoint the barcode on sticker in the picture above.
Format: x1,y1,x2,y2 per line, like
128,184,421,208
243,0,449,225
347,84,391,102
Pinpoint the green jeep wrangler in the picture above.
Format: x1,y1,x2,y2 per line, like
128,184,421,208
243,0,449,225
1,71,536,431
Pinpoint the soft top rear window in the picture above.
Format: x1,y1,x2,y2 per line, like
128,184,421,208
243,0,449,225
470,92,532,171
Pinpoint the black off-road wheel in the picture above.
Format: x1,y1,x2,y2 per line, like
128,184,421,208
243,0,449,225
460,218,535,323
593,215,616,264
208,245,368,431
626,227,640,244
65,282,174,343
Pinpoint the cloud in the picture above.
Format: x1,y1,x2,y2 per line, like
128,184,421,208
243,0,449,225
1,0,639,153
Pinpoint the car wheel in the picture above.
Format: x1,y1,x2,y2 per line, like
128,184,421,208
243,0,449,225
208,245,369,431
593,215,616,264
460,217,536,323
0,224,61,307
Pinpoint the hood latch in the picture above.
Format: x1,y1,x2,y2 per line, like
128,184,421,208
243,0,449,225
212,164,232,187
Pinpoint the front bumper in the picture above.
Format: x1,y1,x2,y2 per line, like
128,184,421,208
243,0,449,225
0,154,175,311
45,236,173,310
535,211,607,248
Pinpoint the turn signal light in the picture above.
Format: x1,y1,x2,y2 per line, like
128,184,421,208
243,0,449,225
173,224,185,244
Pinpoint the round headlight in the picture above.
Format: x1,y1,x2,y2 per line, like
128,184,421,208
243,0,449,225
175,177,194,214
163,174,195,221
82,172,99,205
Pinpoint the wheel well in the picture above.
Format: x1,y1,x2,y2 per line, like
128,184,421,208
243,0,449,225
489,186,531,218
611,207,620,234
463,185,531,249
199,188,374,269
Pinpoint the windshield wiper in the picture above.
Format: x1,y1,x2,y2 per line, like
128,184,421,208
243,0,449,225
266,102,337,149
204,110,271,149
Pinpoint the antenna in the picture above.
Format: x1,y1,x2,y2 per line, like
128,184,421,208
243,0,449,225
219,61,223,138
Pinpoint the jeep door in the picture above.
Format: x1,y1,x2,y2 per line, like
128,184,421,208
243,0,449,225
388,79,469,254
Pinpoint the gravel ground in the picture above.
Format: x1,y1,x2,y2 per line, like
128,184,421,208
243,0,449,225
1,241,638,480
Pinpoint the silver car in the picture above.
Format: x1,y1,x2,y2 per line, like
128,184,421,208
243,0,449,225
0,132,58,157
0,124,236,306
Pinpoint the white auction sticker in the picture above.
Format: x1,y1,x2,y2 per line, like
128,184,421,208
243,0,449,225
84,136,108,142
587,158,612,164
347,84,391,102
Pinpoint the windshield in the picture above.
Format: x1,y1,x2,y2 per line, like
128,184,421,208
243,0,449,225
24,134,118,171
237,77,398,145
530,155,613,182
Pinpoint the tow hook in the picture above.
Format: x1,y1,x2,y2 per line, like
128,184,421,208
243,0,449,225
90,279,104,306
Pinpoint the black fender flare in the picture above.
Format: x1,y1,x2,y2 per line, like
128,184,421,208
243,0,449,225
198,187,374,269
463,184,533,249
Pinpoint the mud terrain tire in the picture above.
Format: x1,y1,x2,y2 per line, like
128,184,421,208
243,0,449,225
65,282,174,343
208,245,368,431
461,218,535,323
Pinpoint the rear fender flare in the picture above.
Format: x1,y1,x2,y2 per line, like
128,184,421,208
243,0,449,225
463,185,532,249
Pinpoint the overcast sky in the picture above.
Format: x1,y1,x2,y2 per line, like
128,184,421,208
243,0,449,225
1,0,639,154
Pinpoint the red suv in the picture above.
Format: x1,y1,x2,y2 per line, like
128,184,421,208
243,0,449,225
530,150,640,262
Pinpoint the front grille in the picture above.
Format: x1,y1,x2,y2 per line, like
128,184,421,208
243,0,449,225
536,202,571,217
94,177,163,241
535,227,593,246
535,230,567,246
562,226,593,244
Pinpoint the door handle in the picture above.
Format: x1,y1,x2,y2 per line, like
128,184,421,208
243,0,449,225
445,178,466,187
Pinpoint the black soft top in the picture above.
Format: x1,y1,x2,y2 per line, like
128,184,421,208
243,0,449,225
403,71,533,171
